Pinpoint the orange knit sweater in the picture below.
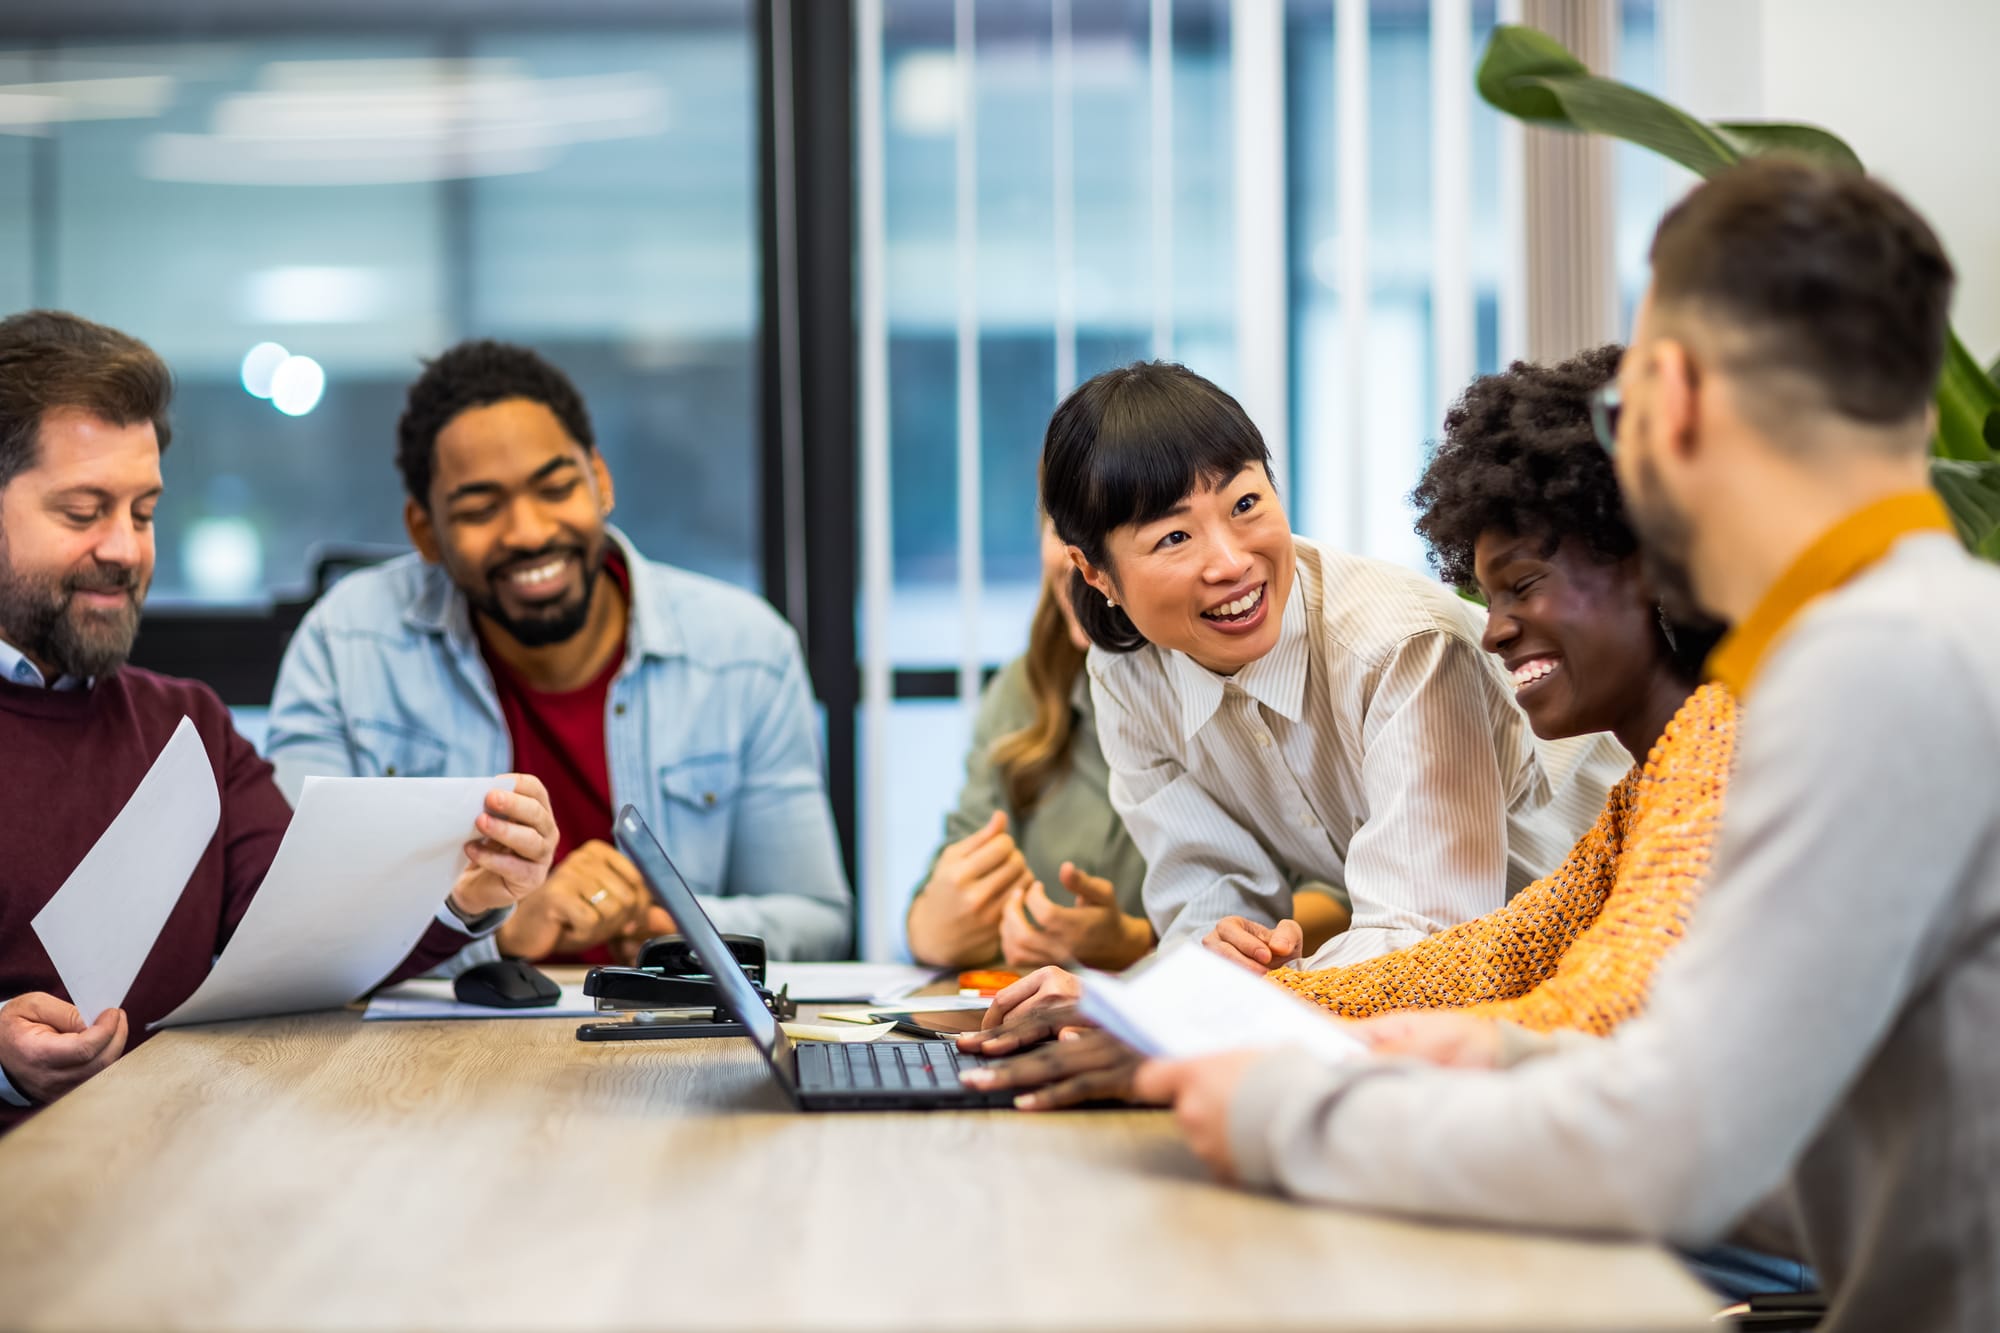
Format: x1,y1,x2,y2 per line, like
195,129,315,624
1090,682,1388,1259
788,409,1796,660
1270,682,1736,1035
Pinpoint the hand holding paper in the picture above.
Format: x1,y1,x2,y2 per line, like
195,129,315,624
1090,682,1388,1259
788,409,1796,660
1076,944,1369,1066
158,775,518,1028
0,994,130,1106
1129,1049,1269,1184
1092,947,1371,1183
448,773,561,917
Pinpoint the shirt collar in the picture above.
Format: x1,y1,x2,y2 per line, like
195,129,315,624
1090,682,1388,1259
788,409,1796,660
1706,489,1955,697
1166,553,1310,741
1068,664,1094,716
401,525,682,662
0,635,85,691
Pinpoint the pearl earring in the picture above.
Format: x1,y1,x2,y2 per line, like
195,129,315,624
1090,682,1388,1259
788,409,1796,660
1106,596,1117,608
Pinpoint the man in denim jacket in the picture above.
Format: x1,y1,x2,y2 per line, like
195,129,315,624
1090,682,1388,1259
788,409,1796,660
266,341,851,966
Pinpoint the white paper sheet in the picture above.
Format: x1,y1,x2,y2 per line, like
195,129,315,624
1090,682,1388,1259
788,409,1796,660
32,717,219,1021
156,776,508,1028
362,978,600,1021
1077,945,1369,1065
762,962,947,1003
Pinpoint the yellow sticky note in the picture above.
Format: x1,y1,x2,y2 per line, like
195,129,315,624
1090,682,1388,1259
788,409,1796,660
780,1020,901,1043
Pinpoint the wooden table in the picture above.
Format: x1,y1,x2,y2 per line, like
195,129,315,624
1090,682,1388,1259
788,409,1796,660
0,981,1716,1332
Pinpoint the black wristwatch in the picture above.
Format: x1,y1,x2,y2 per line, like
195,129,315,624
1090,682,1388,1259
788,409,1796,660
444,897,509,934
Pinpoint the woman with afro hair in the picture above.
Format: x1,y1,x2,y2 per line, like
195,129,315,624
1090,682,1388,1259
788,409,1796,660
1266,344,1734,1038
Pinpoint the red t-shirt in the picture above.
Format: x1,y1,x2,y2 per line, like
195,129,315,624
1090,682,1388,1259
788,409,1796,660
478,552,629,965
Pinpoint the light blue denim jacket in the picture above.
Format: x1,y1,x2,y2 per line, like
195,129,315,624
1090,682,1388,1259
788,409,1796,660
264,528,852,962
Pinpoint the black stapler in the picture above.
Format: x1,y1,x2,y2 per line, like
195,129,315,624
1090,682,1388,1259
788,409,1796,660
575,933,796,1042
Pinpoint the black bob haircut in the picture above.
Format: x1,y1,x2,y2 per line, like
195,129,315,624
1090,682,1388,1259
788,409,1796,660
1412,345,1722,683
1041,361,1274,653
396,339,595,505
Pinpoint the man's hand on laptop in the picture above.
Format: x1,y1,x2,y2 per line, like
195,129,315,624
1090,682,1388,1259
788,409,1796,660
496,839,666,961
979,965,1082,1030
960,998,1091,1056
449,774,559,918
1202,916,1303,974
958,1029,1151,1110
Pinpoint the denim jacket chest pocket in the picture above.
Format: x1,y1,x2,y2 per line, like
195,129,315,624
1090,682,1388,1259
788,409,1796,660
657,754,742,896
347,719,450,778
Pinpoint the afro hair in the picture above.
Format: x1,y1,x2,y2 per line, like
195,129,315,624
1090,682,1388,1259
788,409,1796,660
1413,344,1630,590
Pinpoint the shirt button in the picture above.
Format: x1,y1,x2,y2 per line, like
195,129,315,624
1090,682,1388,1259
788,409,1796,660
615,703,627,717
1254,732,1272,747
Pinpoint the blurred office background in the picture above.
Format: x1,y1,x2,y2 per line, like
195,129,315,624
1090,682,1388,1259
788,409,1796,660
3,0,1990,958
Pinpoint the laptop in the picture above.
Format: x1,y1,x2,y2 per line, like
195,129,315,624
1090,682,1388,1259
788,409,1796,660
613,806,1014,1111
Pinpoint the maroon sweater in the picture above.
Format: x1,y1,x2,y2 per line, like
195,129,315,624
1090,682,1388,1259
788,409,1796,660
0,667,476,1133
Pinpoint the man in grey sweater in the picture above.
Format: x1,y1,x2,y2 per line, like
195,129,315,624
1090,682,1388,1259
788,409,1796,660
1134,159,2000,1333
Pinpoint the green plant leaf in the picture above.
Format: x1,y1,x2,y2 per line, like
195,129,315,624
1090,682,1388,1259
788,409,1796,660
1936,330,2000,462
1931,457,2000,557
1478,27,1742,177
1516,75,1744,177
1475,25,1588,123
1713,122,1865,173
1476,23,2000,564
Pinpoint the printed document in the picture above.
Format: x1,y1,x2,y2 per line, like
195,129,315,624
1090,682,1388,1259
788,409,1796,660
157,776,507,1027
363,978,599,1021
32,717,218,1021
1077,944,1368,1065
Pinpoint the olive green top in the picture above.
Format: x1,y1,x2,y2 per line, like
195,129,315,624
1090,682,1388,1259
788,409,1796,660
913,655,1150,920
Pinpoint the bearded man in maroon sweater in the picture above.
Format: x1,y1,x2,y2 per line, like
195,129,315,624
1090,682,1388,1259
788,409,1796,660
0,311,561,1132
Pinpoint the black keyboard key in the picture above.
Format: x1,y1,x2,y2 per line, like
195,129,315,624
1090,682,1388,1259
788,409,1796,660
851,1044,883,1089
899,1044,935,1087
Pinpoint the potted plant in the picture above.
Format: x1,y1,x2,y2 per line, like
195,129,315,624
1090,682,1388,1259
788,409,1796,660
1476,24,2000,558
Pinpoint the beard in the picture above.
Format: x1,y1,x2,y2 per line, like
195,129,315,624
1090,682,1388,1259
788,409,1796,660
1623,449,1706,626
462,537,604,648
0,535,147,681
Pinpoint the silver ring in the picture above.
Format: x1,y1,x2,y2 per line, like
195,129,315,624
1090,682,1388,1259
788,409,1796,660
588,889,609,906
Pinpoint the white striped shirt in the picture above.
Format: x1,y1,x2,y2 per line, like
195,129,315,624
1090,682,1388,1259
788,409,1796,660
1089,536,1627,967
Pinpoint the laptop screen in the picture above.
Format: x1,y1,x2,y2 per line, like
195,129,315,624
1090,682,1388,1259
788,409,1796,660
612,806,798,1093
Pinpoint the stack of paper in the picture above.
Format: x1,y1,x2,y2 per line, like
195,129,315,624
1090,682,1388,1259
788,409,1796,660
363,978,601,1021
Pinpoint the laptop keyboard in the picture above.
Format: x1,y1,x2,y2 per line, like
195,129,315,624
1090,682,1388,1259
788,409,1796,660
816,1039,974,1091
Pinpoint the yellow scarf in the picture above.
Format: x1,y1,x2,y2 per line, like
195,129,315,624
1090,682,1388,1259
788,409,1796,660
1706,490,1955,698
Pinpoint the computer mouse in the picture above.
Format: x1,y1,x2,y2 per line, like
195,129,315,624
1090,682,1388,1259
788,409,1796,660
452,959,562,1009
